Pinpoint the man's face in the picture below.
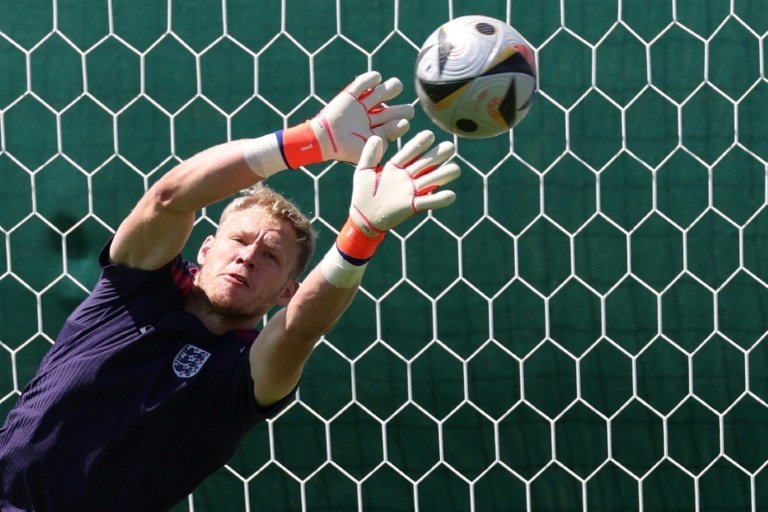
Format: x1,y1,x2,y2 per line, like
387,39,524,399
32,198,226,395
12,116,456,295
194,207,300,321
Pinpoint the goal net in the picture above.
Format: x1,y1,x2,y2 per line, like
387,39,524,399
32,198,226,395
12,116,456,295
1,0,767,510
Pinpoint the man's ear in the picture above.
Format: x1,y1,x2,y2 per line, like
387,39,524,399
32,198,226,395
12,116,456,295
197,235,216,265
275,279,300,307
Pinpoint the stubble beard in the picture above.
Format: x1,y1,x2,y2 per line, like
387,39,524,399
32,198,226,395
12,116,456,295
191,269,267,324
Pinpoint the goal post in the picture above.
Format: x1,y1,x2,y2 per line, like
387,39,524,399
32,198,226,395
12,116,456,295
1,1,767,511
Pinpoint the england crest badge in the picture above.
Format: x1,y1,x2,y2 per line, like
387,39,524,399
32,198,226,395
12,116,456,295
173,344,212,378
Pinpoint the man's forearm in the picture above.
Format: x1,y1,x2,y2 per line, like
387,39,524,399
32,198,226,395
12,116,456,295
249,264,359,407
284,264,360,341
156,139,276,214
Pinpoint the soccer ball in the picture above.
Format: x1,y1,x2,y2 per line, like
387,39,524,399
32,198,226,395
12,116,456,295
414,15,537,139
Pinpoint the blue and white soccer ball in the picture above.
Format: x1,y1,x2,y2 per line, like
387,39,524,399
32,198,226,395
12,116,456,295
415,15,537,139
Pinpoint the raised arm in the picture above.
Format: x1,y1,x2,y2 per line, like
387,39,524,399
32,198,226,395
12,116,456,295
249,131,461,407
110,71,414,270
110,141,262,270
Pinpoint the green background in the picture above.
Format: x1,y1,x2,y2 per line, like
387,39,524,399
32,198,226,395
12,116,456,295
1,0,768,510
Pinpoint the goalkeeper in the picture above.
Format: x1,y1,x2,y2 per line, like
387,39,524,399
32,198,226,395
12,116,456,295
0,71,460,511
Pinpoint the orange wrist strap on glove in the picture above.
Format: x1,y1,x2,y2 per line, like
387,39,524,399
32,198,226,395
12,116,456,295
277,122,325,169
335,218,386,265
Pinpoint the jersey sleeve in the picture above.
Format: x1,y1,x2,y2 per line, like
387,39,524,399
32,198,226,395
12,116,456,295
97,237,193,297
47,238,193,362
65,238,192,326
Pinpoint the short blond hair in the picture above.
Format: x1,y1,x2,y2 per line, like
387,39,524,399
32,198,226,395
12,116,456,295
218,184,316,278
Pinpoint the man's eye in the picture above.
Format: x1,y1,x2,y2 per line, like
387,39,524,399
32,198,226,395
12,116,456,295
262,248,281,262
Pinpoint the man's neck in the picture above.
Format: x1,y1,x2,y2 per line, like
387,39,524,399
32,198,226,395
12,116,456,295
183,290,257,336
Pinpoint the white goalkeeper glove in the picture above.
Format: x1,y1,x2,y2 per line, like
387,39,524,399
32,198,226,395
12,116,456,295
320,130,460,287
269,71,415,169
335,130,461,264
244,71,414,177
302,71,415,164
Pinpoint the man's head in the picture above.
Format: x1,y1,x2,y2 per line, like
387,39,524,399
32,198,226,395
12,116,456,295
217,185,316,279
192,185,317,325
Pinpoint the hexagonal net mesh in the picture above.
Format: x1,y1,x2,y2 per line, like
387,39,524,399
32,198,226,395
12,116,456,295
1,1,767,511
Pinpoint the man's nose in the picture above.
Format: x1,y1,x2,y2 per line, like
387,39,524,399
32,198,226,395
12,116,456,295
236,244,258,268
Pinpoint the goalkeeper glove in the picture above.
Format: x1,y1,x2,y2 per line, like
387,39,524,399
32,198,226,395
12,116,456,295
245,71,414,177
321,130,460,287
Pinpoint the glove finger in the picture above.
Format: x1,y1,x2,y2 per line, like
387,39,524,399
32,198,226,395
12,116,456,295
369,104,415,127
357,135,384,170
361,77,404,109
390,130,435,167
372,118,411,142
346,71,383,96
415,162,461,191
413,190,457,212
407,141,455,177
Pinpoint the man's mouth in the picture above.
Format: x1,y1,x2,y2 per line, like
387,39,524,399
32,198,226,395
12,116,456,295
224,273,249,288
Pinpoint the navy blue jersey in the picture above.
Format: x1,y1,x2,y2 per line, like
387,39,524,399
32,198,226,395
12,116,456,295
0,242,295,512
